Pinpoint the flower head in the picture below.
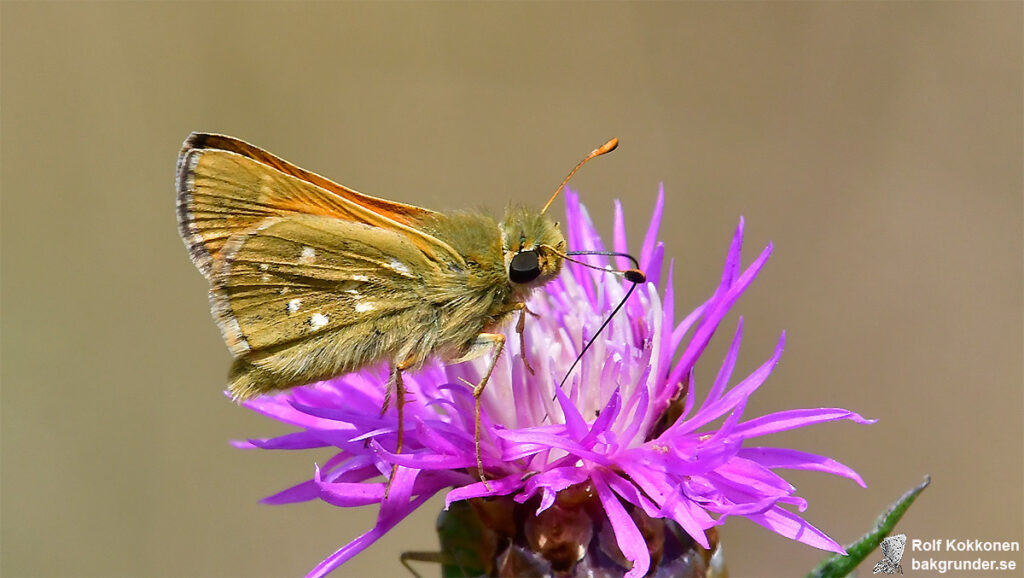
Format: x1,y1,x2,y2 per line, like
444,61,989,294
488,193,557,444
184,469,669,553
235,187,873,577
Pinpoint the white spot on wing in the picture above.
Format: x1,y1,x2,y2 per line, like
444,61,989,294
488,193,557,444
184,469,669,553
351,274,369,282
287,299,301,313
355,302,375,313
299,246,316,265
388,259,412,276
309,313,329,330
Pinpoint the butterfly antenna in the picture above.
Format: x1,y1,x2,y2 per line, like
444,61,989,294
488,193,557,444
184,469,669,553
555,281,640,397
540,248,646,404
540,138,619,215
564,249,645,283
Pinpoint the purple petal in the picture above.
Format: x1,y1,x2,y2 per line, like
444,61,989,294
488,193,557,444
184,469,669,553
378,465,420,522
732,408,877,440
616,371,651,448
444,472,525,507
603,472,660,518
240,431,327,450
675,332,784,435
657,260,676,373
516,465,590,513
707,458,794,499
738,447,867,487
678,370,697,426
495,430,613,466
700,317,744,413
640,185,665,272
371,444,477,470
240,395,341,430
659,487,718,546
556,385,588,441
719,218,745,291
306,491,436,578
613,199,630,271
261,479,320,505
619,464,713,548
665,241,773,392
592,472,651,578
412,418,474,456
581,388,622,445
317,481,385,507
745,505,847,554
288,400,386,429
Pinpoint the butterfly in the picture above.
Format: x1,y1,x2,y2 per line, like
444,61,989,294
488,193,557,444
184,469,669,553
176,133,638,483
873,533,907,575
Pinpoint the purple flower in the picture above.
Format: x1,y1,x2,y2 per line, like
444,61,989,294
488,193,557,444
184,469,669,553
234,187,874,577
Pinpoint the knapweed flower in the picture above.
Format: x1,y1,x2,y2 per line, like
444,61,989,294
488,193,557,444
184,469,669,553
234,188,874,577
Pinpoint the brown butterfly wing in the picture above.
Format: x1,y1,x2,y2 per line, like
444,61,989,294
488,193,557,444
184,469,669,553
176,132,464,278
210,214,447,399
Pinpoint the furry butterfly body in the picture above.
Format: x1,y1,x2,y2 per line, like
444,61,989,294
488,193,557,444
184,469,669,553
176,133,621,481
177,133,565,399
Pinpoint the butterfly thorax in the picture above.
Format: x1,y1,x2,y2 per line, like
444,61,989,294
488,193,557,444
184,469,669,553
419,207,565,350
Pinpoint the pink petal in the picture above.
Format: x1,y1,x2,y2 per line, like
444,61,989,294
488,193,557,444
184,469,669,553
639,184,665,272
306,492,436,578
444,472,525,508
737,447,867,487
699,317,744,413
612,199,630,271
745,505,847,554
592,472,651,578
732,408,877,439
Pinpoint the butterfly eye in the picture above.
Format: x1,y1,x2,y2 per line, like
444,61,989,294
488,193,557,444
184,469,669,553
509,251,541,284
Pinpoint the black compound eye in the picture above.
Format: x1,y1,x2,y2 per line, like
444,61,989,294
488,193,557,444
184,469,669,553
509,251,541,284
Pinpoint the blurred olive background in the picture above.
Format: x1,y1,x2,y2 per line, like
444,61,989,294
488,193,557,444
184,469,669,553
2,2,1021,577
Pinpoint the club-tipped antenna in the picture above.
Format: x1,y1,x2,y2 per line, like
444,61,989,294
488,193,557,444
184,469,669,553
554,281,640,397
536,248,646,415
554,249,646,284
540,138,619,215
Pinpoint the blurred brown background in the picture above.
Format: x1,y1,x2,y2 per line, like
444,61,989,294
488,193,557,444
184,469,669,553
2,2,1021,577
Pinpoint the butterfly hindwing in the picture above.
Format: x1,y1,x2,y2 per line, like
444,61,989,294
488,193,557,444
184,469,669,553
209,213,440,356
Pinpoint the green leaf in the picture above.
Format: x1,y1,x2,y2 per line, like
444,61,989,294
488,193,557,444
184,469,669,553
806,475,930,578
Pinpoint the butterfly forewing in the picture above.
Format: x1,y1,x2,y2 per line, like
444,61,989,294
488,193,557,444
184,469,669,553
176,133,464,279
181,133,438,224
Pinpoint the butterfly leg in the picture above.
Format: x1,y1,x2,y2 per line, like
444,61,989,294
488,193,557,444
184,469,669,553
515,303,535,375
455,333,505,490
384,359,415,499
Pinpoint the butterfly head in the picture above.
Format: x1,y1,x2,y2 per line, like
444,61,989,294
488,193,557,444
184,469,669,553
500,137,617,292
501,206,566,290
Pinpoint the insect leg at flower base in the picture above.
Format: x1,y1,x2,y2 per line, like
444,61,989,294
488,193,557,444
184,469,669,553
383,357,417,499
515,303,536,375
455,333,506,490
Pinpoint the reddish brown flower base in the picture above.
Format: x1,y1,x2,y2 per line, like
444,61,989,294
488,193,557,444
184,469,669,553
434,484,724,578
